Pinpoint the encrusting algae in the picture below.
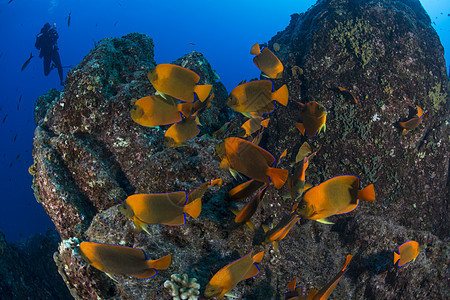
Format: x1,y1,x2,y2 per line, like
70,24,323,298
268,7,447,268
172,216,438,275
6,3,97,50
48,26,438,299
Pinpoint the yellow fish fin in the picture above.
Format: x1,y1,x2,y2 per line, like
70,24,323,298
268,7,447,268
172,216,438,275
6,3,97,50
155,90,168,100
194,84,212,102
162,214,186,226
262,224,270,233
224,292,239,298
271,84,289,106
177,102,193,117
358,184,376,202
147,254,172,270
260,118,270,128
229,168,242,180
394,251,400,265
241,112,255,118
250,43,261,55
316,218,334,225
184,197,202,219
105,272,119,282
295,122,306,135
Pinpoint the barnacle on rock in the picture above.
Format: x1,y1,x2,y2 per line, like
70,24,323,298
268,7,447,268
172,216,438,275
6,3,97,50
164,274,200,300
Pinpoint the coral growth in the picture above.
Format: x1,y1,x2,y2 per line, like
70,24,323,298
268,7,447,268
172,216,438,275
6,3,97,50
164,274,200,300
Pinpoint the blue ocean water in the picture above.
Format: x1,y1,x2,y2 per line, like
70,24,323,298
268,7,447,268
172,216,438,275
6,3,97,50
0,0,448,242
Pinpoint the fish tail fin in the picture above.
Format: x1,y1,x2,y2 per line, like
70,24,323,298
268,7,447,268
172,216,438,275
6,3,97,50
342,255,353,272
267,167,289,189
272,241,279,252
294,122,306,135
250,43,261,55
147,254,172,270
287,276,297,292
416,105,423,118
394,251,400,265
184,197,202,219
271,84,289,106
358,184,376,202
210,178,223,186
245,220,255,231
194,84,212,102
252,251,264,263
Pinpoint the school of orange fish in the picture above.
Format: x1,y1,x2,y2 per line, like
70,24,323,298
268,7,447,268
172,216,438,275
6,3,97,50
76,42,421,299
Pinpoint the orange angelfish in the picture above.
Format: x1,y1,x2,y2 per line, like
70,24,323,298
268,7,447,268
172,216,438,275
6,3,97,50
228,179,265,202
263,212,301,252
285,276,305,300
309,255,353,299
227,80,288,116
295,175,375,224
204,250,264,298
295,101,327,138
119,191,201,230
240,117,270,137
78,241,171,279
398,106,423,134
288,143,320,200
130,95,182,127
216,137,289,189
232,184,269,231
337,86,358,104
250,43,284,79
148,63,212,103
394,240,420,267
164,115,201,147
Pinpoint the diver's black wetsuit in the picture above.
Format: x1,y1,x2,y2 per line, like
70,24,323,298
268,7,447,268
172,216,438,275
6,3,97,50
35,23,64,86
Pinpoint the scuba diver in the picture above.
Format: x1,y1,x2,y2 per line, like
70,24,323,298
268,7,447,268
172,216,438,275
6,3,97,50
35,22,64,86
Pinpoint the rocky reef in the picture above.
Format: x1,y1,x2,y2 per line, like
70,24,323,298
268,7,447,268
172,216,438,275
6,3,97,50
30,0,448,299
0,229,71,299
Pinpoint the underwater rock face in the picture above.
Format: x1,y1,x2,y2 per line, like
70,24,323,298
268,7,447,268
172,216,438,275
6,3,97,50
31,2,448,300
0,229,71,299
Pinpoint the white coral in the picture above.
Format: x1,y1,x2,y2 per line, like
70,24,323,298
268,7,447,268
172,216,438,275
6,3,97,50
164,274,200,300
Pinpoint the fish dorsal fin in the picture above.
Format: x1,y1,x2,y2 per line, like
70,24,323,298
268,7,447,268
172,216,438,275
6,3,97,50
287,276,297,292
147,254,172,270
358,184,376,202
316,218,334,225
194,84,212,102
250,43,261,55
242,263,260,280
295,122,306,135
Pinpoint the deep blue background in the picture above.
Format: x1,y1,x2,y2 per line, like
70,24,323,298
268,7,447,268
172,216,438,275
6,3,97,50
0,0,448,242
